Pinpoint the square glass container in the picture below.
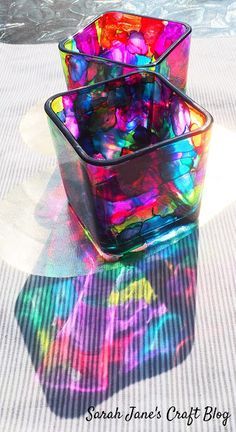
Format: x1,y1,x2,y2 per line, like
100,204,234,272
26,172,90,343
59,11,191,92
45,71,212,259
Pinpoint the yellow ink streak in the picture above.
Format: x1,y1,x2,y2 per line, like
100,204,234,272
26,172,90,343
108,278,157,305
59,51,70,84
186,185,201,205
51,96,63,114
95,21,102,45
37,330,51,354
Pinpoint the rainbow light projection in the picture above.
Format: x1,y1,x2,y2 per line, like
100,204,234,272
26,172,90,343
59,11,191,91
15,224,198,417
45,71,212,258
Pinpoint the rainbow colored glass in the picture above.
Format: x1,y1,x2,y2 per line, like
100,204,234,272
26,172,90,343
45,71,212,258
15,225,198,405
59,11,191,91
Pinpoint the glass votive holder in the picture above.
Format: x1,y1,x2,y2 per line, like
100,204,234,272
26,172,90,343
59,11,191,92
45,71,213,260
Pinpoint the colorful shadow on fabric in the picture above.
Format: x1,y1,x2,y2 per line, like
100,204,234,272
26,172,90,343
15,225,198,414
46,72,212,256
59,11,191,91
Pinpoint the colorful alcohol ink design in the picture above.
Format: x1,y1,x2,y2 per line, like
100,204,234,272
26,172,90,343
59,11,191,91
45,71,212,257
15,225,198,416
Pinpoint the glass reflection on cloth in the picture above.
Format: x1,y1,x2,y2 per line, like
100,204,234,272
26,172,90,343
15,223,198,416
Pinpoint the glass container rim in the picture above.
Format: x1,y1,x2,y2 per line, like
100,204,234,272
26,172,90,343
44,71,213,167
58,10,192,68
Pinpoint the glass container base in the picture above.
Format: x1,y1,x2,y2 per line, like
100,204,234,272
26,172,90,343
69,203,198,262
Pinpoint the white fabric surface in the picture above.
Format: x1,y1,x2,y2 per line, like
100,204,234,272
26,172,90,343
0,38,235,431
